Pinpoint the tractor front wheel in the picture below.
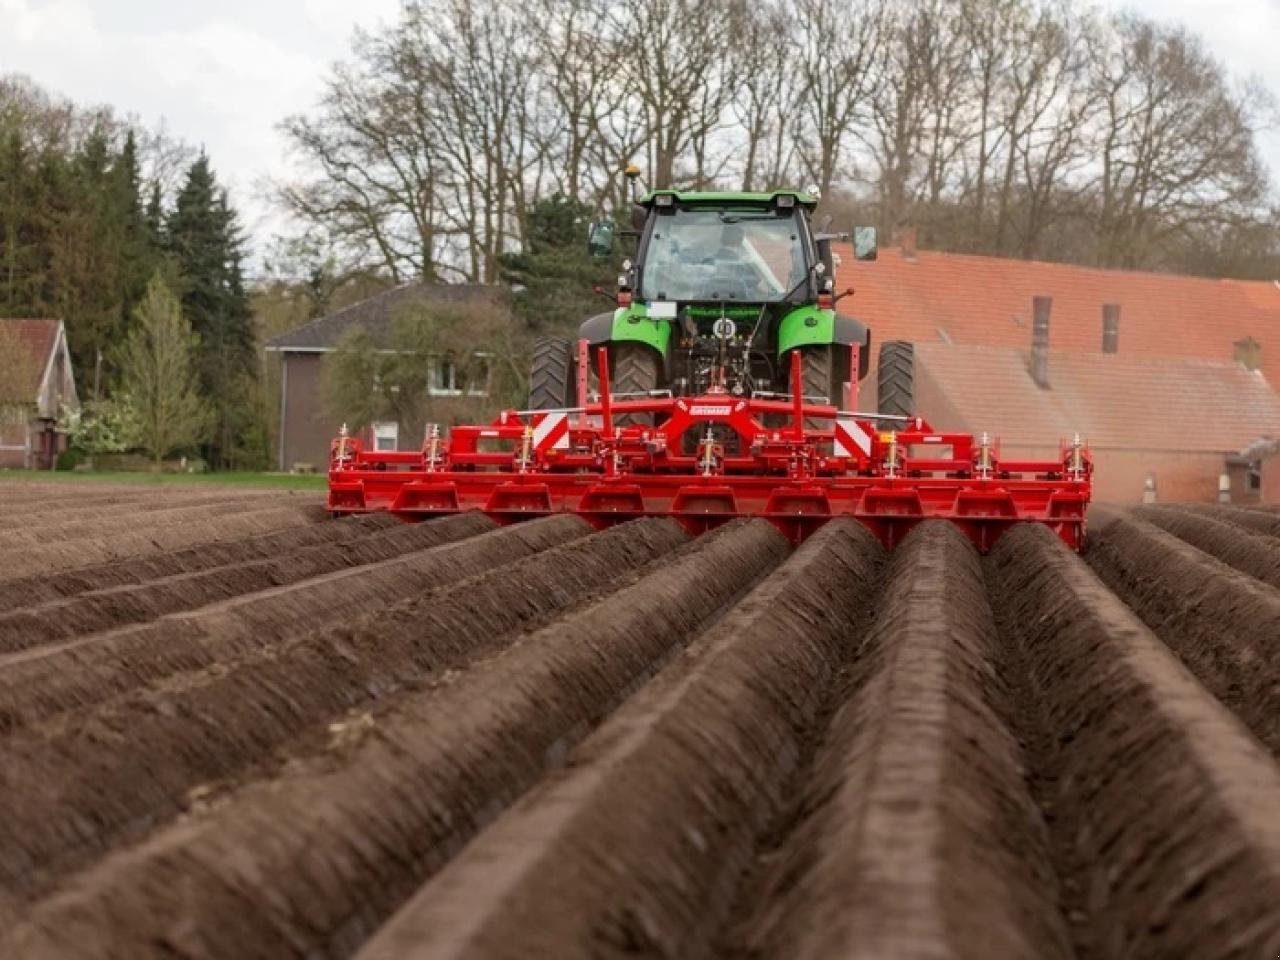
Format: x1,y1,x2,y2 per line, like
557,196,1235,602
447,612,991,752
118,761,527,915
610,342,663,427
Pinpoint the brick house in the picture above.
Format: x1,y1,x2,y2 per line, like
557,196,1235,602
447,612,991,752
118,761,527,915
265,284,502,471
0,319,79,470
838,238,1280,503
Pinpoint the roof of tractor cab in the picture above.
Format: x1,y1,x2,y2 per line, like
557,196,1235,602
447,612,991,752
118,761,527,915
641,189,818,208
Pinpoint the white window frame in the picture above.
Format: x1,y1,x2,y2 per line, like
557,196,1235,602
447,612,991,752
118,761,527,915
372,421,399,452
427,352,492,398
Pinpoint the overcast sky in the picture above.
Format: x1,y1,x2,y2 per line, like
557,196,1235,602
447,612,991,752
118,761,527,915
2,0,1278,265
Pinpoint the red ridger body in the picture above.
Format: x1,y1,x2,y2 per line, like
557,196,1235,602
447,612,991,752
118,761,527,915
329,341,1092,552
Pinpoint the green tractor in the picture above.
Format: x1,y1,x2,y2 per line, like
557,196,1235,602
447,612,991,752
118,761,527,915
528,188,881,424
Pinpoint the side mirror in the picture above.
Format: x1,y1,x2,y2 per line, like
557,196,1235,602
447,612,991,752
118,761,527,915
588,220,616,260
853,226,878,262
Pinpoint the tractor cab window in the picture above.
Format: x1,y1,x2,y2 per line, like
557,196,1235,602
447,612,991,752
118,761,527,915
641,208,807,302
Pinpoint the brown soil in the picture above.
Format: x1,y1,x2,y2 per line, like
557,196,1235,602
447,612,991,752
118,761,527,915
1134,504,1280,588
0,502,326,579
0,490,262,529
4,499,1280,960
0,518,687,900
990,523,1280,959
742,521,1071,960
6,520,786,959
1180,501,1280,539
0,513,398,614
354,518,886,960
1,494,308,550
1086,506,1280,755
0,511,516,729
0,511,533,652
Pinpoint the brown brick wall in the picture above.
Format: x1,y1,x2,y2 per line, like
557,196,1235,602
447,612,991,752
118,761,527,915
279,352,333,471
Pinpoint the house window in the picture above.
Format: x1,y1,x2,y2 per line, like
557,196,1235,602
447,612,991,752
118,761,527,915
428,356,458,396
372,421,399,452
1249,464,1262,492
428,353,491,398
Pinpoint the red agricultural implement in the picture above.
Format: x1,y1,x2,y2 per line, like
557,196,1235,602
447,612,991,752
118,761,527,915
328,342,1092,552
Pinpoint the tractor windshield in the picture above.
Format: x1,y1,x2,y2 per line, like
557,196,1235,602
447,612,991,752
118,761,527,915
640,208,808,302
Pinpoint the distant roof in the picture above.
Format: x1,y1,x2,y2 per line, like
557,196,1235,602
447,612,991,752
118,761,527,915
0,318,60,397
914,343,1280,454
837,245,1280,385
266,283,503,352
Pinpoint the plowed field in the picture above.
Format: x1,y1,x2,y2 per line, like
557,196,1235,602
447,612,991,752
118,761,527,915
2,480,1279,959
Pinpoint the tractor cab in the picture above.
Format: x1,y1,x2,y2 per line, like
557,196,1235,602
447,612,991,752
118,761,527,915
533,190,878,420
638,198,810,304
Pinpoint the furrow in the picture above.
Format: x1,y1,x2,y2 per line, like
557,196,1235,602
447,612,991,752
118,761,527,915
743,521,1071,960
1179,502,1280,539
0,503,326,579
354,518,884,960
989,523,1280,959
1,495,308,550
0,518,686,901
6,520,787,960
1086,506,1280,754
0,513,397,614
1134,504,1280,588
0,513,495,652
0,512,551,729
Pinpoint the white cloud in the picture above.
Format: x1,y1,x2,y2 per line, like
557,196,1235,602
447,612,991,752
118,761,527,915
0,0,398,259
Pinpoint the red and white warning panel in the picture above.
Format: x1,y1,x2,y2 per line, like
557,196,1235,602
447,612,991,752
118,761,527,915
531,411,570,452
832,417,873,459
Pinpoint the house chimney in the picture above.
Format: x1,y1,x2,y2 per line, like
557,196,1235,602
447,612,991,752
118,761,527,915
1235,336,1261,371
1102,303,1120,354
1030,295,1051,389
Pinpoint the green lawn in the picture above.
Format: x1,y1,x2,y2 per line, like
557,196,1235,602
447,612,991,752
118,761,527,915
0,469,328,491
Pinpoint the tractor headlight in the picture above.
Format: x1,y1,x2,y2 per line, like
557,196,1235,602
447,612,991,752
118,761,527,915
776,194,795,209
654,193,675,208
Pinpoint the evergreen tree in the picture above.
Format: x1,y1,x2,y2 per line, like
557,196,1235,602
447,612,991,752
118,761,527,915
118,273,209,466
109,130,153,315
500,194,621,335
166,155,260,469
144,181,164,248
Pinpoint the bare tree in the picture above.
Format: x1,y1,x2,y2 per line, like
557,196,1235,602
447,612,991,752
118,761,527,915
1088,14,1272,268
863,0,968,234
609,0,742,188
794,0,889,198
275,0,1280,283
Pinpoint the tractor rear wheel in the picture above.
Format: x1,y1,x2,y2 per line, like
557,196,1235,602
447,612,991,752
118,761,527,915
877,340,915,421
528,336,575,410
611,342,663,427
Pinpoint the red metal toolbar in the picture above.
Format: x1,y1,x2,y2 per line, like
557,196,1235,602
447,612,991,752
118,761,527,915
328,345,1092,552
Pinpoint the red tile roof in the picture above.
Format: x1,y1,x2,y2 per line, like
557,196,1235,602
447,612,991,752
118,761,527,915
914,343,1280,455
0,318,59,398
837,246,1280,384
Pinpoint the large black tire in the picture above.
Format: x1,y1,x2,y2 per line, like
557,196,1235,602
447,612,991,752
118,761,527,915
877,340,915,421
528,336,575,410
799,345,837,430
611,342,663,427
764,345,839,430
